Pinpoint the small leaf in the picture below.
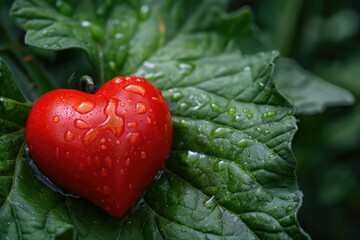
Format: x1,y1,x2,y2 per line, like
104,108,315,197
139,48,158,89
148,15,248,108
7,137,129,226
275,58,354,114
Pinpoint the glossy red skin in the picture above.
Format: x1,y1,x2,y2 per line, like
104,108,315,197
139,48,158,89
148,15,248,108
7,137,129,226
26,76,172,216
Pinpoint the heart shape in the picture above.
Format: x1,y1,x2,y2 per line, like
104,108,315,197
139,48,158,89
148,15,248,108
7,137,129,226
26,76,172,216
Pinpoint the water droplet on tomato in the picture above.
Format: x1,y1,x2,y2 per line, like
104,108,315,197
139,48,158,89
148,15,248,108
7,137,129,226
105,156,112,168
124,84,146,96
126,132,140,144
55,147,60,158
64,130,75,142
120,102,125,107
114,78,122,84
116,140,121,145
119,169,124,176
74,119,91,129
135,102,147,114
127,122,138,128
140,151,146,159
73,101,95,114
146,117,152,124
53,116,60,123
101,168,108,176
101,145,107,150
125,158,130,166
83,99,124,145
128,184,133,190
100,138,106,143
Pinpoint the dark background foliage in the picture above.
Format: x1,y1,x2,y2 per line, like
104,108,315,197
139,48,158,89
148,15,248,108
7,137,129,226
239,0,360,239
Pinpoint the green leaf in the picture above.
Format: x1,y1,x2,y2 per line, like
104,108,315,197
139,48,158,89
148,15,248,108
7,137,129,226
10,0,236,85
4,1,309,239
0,58,32,207
275,58,354,115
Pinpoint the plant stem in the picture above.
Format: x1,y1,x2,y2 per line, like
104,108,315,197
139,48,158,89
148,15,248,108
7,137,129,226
273,0,303,57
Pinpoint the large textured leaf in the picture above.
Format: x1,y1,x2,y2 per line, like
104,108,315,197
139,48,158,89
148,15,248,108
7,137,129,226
0,58,32,206
2,0,309,239
275,58,354,114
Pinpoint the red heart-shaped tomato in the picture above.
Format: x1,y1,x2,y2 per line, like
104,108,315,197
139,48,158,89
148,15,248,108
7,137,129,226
25,76,172,216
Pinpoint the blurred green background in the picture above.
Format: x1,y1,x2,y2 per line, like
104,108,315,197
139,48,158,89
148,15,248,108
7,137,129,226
238,0,360,239
1,0,359,239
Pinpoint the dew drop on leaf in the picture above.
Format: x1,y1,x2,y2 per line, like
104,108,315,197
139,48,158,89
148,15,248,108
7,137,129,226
143,61,155,69
210,103,222,113
258,82,265,89
109,61,116,71
177,62,195,76
81,21,91,28
262,111,277,119
228,107,236,115
243,108,250,113
55,0,74,16
139,5,150,21
203,196,217,209
169,91,183,101
180,102,190,111
246,113,254,119
212,127,232,138
114,33,124,39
